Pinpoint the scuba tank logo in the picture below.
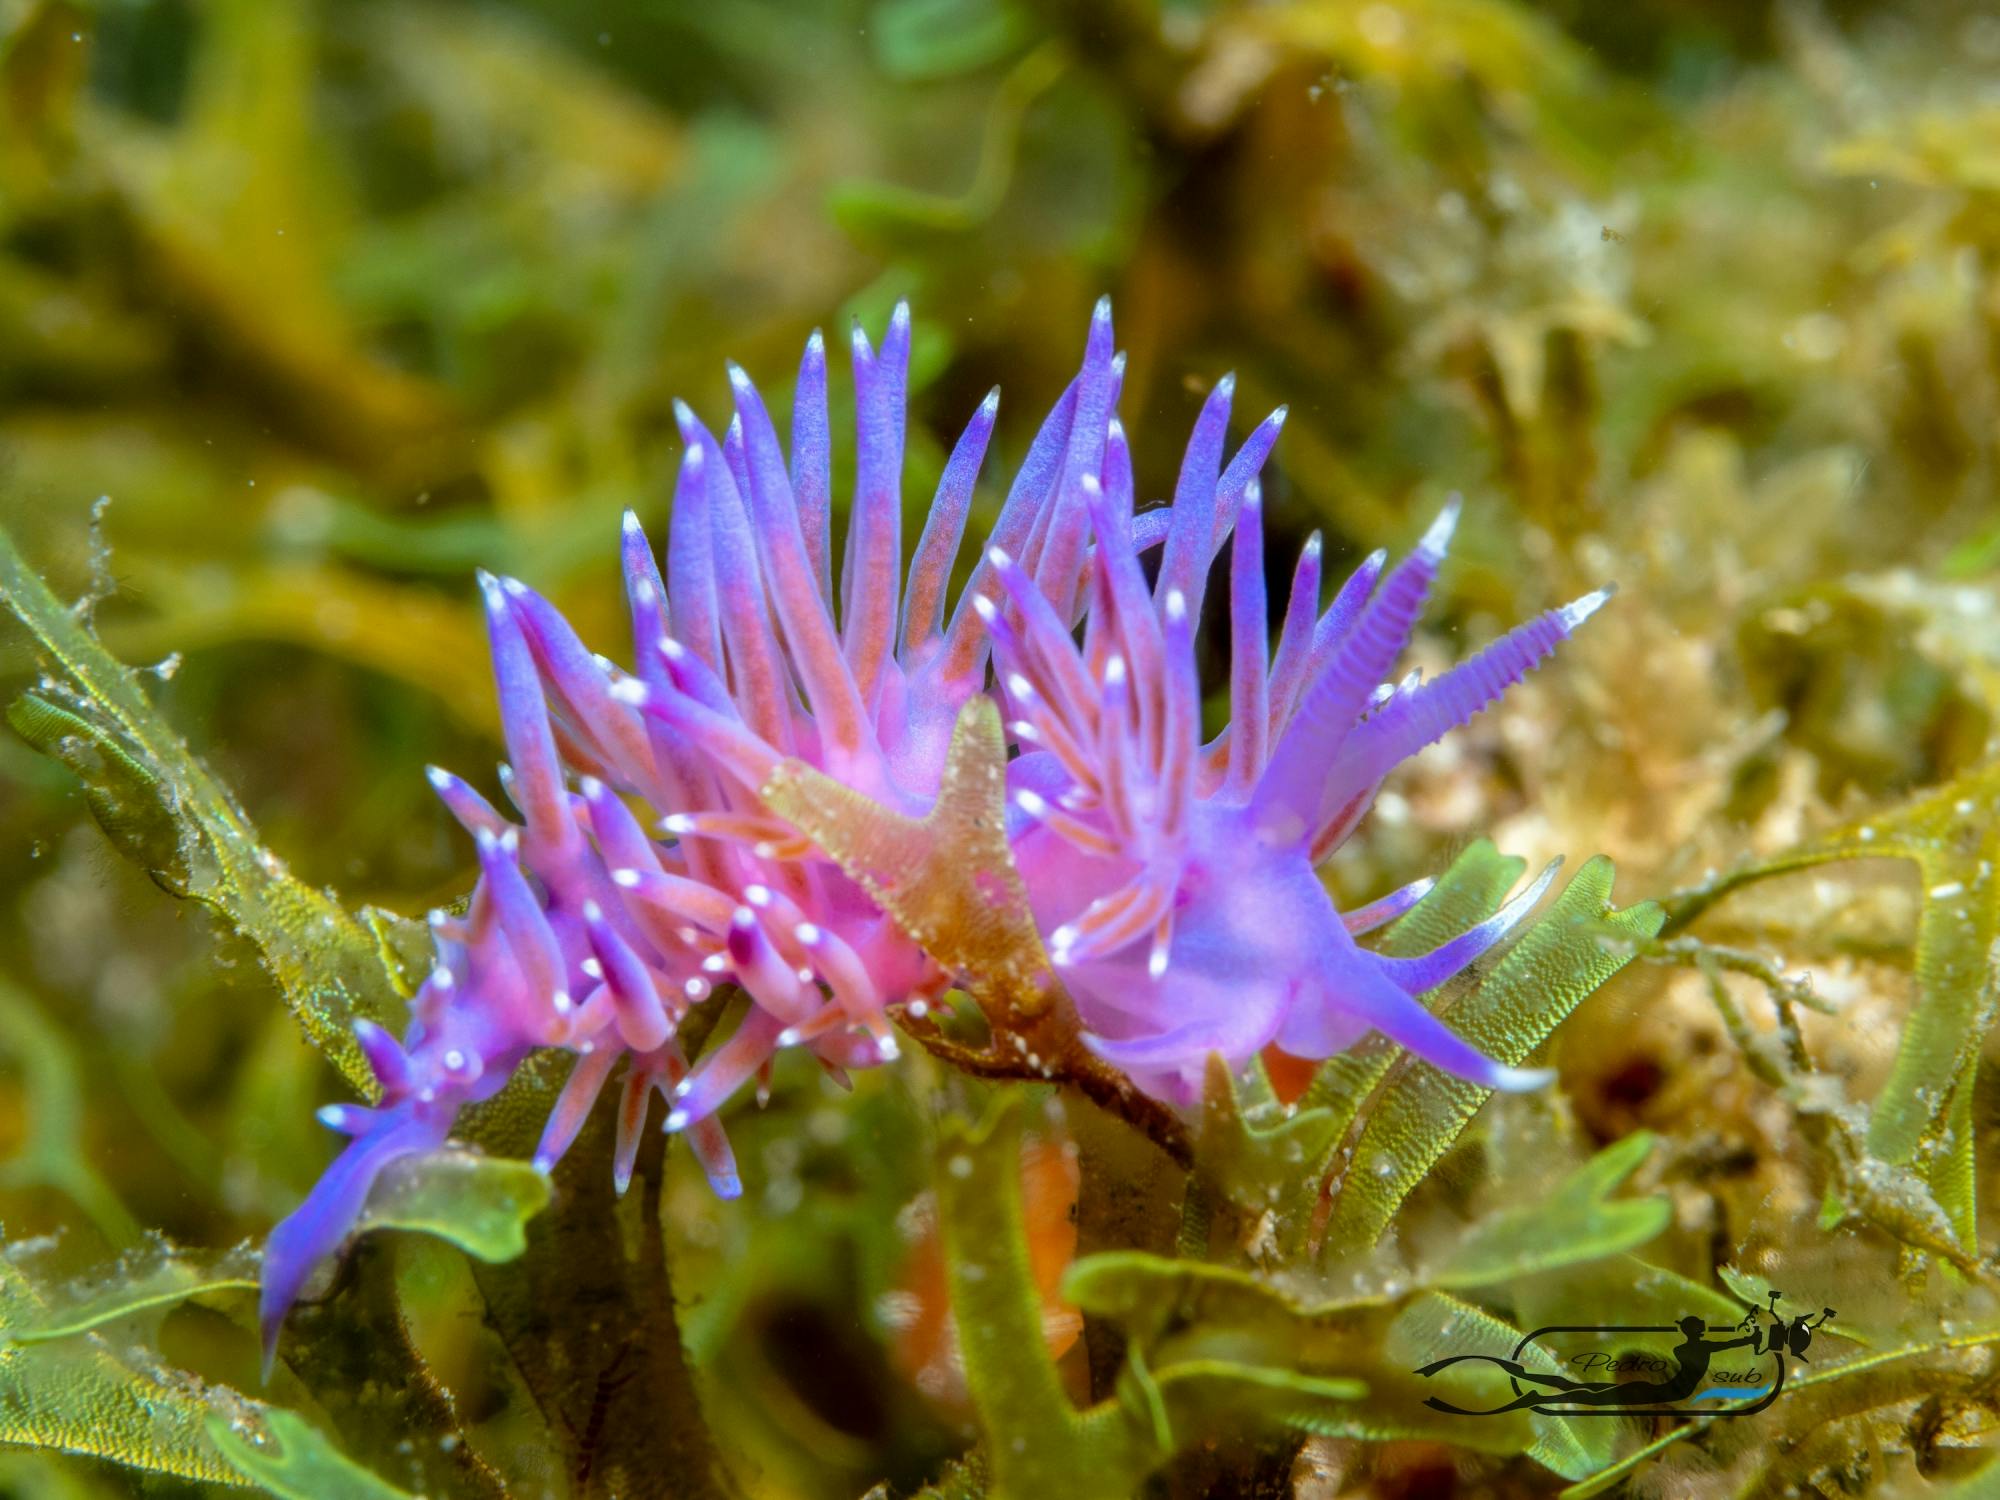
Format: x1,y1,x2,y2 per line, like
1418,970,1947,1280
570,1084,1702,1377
1411,1290,1837,1418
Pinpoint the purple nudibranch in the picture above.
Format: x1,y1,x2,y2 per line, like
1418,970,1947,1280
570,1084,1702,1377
259,299,1610,1365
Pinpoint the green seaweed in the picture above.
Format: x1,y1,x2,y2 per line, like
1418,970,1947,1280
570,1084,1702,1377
355,1149,553,1264
7,1241,259,1344
0,520,410,1094
208,1408,417,1500
1668,760,2000,1250
1429,1131,1670,1289
0,1237,255,1487
0,977,138,1249
939,1098,1365,1498
1325,855,1664,1253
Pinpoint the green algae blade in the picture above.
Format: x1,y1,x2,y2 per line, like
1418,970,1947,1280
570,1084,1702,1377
0,521,413,1094
1430,1130,1670,1289
208,1408,416,1500
356,1148,552,1263
7,1241,259,1345
1326,856,1663,1254
0,1239,256,1487
945,1098,1369,1499
939,1098,1148,1499
0,977,140,1248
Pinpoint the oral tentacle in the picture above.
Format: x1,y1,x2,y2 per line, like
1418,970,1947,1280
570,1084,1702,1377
1281,947,1553,1093
1340,875,1438,936
1372,859,1563,995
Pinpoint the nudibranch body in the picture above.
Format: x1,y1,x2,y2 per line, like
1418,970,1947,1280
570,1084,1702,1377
260,299,1606,1359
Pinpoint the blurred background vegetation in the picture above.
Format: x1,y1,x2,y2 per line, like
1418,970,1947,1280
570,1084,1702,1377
7,0,2000,1494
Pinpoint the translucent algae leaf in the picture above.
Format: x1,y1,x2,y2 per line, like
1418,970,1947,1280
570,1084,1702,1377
0,1234,491,1495
1558,1321,2000,1499
871,0,1029,80
1430,1131,1671,1289
207,1408,415,1500
5,692,191,895
0,1242,252,1486
355,1148,552,1263
1187,1054,1345,1259
1380,1292,1609,1479
1062,1251,1389,1334
1150,1359,1366,1433
1062,1253,1609,1479
1513,1253,1744,1334
938,1099,1147,1498
828,42,1066,239
0,522,411,1094
9,1240,258,1344
1326,856,1663,1253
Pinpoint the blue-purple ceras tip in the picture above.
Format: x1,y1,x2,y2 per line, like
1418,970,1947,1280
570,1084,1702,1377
259,297,1611,1366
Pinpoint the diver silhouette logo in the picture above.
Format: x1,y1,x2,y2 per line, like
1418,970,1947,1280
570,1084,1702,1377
1414,1291,1834,1418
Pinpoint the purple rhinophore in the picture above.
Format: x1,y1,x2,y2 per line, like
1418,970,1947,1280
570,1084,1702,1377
262,299,1611,1363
